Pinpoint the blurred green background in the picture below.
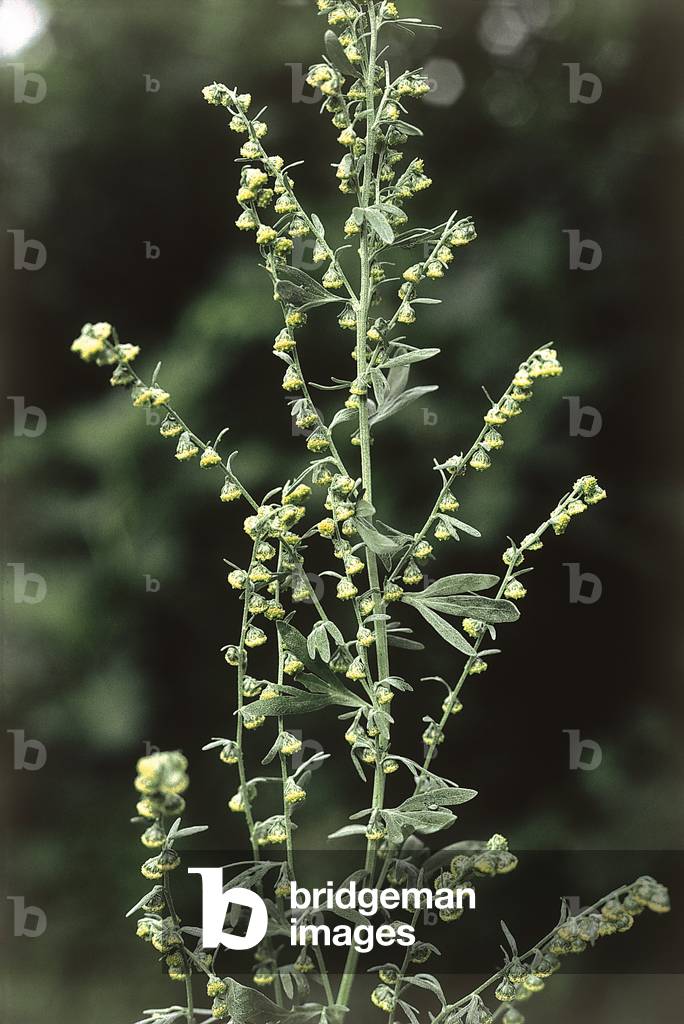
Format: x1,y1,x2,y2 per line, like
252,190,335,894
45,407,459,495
2,0,684,1021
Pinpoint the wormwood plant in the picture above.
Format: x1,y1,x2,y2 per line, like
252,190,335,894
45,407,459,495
70,2,669,1023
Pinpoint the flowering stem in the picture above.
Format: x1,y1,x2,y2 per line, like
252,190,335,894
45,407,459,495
235,546,261,861
232,101,357,305
275,543,296,878
388,346,552,587
106,330,259,510
336,7,389,1009
160,830,194,1024
432,884,632,1023
385,904,422,1024
356,0,389,685
421,480,589,779
366,210,462,373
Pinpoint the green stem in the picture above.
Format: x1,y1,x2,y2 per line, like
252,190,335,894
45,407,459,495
386,905,422,1024
236,548,261,861
354,3,389,685
314,946,336,1007
275,543,296,878
160,828,194,1023
336,8,389,1010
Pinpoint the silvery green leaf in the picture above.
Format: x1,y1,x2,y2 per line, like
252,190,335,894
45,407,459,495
365,206,395,245
202,737,230,750
369,385,438,427
220,862,279,892
371,368,389,405
412,297,442,304
292,751,330,780
466,995,483,1024
329,407,356,431
387,635,424,650
307,622,331,662
354,518,405,556
220,978,325,1024
434,517,461,541
398,1001,422,1024
379,810,407,845
501,919,518,957
387,362,410,394
393,807,456,836
310,212,326,238
415,595,519,624
322,620,345,645
328,823,367,840
421,573,499,597
381,348,440,369
125,886,164,918
355,496,375,518
281,970,294,1001
378,201,406,218
394,227,439,248
166,817,182,839
172,825,209,839
324,29,358,76
261,736,283,766
402,597,479,657
242,694,335,720
404,975,445,1003
298,673,366,709
277,621,340,687
276,266,342,309
399,786,477,812
394,120,423,136
437,514,481,537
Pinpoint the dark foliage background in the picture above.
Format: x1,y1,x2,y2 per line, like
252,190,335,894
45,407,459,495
2,0,683,1021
